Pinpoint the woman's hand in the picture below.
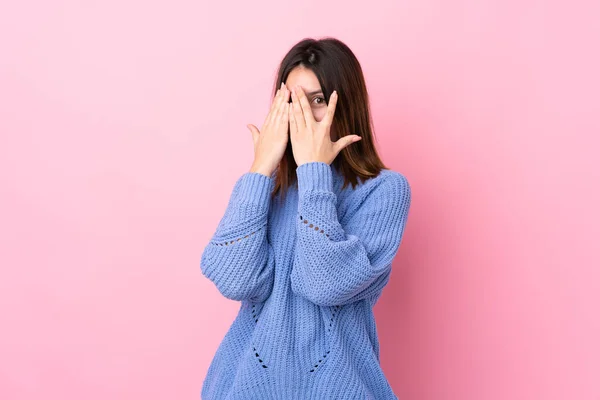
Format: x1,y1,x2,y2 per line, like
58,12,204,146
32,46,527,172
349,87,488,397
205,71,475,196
247,82,291,177
288,85,362,166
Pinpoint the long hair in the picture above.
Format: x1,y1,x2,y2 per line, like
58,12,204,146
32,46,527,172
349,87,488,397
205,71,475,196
269,37,389,203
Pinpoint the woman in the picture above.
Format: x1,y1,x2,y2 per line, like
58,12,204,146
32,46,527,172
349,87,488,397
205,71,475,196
200,37,411,399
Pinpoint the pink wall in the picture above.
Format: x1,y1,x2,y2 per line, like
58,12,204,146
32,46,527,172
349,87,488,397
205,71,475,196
1,1,598,399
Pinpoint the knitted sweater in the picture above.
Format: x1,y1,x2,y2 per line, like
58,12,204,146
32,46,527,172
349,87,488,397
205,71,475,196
200,161,411,399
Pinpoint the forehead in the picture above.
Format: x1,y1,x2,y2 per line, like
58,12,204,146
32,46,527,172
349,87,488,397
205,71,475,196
285,67,321,92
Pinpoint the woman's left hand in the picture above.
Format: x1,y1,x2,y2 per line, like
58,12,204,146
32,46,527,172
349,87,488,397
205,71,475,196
289,85,362,166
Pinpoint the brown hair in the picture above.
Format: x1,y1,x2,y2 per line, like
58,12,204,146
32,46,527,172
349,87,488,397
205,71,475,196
270,37,390,203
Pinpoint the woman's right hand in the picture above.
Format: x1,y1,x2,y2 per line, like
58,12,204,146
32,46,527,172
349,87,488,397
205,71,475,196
247,82,291,177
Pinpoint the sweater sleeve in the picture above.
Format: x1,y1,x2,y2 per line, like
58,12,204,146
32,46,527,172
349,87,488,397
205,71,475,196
290,162,411,307
200,171,276,303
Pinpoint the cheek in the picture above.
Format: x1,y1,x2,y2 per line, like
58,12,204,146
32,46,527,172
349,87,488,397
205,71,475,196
313,108,326,122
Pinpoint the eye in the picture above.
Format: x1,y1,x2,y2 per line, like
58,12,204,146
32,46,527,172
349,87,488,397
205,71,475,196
312,96,326,106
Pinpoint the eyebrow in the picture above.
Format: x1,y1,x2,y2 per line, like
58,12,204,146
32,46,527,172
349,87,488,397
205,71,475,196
304,89,323,96
288,87,322,96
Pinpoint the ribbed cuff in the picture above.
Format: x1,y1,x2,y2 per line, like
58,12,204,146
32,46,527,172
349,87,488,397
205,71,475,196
235,172,275,206
296,161,333,193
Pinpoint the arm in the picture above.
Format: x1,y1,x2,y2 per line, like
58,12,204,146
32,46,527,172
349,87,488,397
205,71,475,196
200,171,276,303
290,162,411,307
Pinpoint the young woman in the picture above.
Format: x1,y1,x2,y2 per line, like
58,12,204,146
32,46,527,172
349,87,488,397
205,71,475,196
200,37,411,399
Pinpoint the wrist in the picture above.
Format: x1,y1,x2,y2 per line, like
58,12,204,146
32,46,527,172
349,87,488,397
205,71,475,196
296,161,333,193
249,163,273,178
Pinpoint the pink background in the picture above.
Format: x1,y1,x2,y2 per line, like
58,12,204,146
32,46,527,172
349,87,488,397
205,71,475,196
1,1,598,399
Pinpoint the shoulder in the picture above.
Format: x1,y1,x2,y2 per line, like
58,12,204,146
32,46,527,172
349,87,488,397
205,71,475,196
352,169,411,204
334,169,411,242
340,169,411,222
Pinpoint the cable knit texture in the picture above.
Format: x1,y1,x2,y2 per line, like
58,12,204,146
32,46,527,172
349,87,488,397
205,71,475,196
200,161,411,399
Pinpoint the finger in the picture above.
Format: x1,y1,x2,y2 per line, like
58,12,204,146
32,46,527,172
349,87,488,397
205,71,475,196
264,88,280,126
265,85,285,125
281,89,291,123
274,84,288,119
291,87,306,131
271,87,284,113
247,124,259,144
333,135,362,154
281,100,290,129
323,90,338,127
288,102,298,137
294,85,316,127
275,87,290,126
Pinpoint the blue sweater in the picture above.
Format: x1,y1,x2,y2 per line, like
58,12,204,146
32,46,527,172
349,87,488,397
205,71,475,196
200,161,411,399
